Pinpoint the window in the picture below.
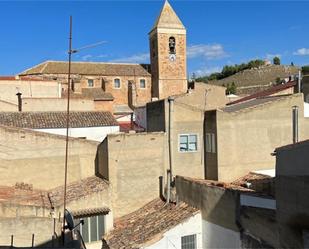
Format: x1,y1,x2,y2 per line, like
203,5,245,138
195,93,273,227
77,215,105,243
206,133,216,153
87,79,94,87
169,36,176,54
181,234,197,249
114,78,121,88
179,134,198,152
140,79,146,88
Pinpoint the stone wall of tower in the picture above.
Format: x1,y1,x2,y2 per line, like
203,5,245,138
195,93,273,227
150,31,187,100
157,32,187,99
150,33,159,99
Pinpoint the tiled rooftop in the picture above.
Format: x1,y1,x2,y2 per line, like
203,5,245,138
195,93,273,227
0,176,109,209
0,111,118,129
221,95,287,113
20,61,151,77
103,198,198,249
227,80,296,106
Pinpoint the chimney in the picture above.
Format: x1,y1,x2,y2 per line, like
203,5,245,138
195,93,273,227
16,92,22,112
292,106,299,144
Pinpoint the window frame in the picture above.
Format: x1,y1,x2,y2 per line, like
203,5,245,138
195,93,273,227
77,214,105,243
205,133,216,153
87,79,94,88
113,78,121,89
178,134,198,153
139,78,146,89
181,234,197,249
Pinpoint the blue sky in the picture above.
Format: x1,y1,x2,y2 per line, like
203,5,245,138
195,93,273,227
0,0,309,77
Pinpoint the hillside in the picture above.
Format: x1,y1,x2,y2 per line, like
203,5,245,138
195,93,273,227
209,65,300,94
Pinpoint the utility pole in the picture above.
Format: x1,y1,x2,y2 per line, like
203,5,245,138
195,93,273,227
62,15,73,245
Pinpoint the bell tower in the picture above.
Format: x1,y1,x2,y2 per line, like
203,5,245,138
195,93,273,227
149,0,187,99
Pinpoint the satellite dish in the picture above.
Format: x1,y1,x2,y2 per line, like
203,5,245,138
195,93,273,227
64,209,75,231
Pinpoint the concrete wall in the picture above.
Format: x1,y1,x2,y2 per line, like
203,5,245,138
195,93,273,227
33,126,120,142
276,140,309,248
176,176,242,248
146,213,202,249
97,132,167,218
214,94,309,181
22,98,96,112
0,79,60,104
0,217,61,247
0,126,99,189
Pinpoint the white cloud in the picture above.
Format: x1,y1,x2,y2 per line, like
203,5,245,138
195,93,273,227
111,53,149,63
97,54,108,58
193,66,222,77
81,54,92,61
293,48,309,56
187,44,227,60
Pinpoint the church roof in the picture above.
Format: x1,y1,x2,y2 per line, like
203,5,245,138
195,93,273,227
151,1,185,31
19,61,151,77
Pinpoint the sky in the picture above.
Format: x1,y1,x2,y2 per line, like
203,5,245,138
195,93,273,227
0,0,309,77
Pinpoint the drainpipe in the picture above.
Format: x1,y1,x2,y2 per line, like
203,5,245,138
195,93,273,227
168,96,174,181
292,106,299,144
16,92,22,112
166,170,171,204
298,70,302,93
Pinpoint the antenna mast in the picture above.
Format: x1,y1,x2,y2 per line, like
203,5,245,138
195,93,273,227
62,15,73,245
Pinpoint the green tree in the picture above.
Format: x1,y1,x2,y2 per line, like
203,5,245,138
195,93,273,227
226,82,237,95
273,56,281,65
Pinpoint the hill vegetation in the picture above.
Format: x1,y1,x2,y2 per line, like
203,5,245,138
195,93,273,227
195,59,266,83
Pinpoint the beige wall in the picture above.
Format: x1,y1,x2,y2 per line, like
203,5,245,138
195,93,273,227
0,126,99,189
98,132,167,218
0,79,60,104
215,94,309,181
40,73,152,107
0,217,61,247
22,98,95,111
98,128,206,218
176,176,239,232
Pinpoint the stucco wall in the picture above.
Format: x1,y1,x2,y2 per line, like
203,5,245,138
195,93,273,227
0,80,60,104
176,176,242,248
0,217,61,247
98,132,168,218
0,126,99,189
215,94,309,181
22,98,95,112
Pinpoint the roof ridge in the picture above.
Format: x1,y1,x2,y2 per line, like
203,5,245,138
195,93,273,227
44,60,148,66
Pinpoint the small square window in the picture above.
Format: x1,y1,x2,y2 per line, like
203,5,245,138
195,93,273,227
114,78,121,88
181,234,197,249
140,79,146,88
179,134,197,152
87,79,94,87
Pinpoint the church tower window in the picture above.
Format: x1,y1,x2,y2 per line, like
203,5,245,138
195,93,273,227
169,37,176,54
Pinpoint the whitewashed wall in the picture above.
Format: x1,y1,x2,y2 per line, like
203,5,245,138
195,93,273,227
202,220,241,248
145,212,202,249
304,102,309,117
32,126,119,142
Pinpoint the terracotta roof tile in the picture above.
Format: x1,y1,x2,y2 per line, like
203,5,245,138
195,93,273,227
103,198,198,249
227,80,296,106
0,111,118,128
0,176,109,209
19,61,151,77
